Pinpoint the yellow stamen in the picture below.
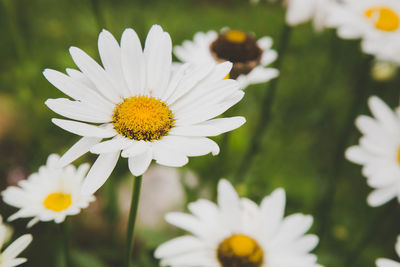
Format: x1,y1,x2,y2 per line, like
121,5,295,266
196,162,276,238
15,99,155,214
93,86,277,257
43,193,72,212
217,234,264,267
112,96,174,141
224,73,230,80
365,7,400,31
397,147,400,164
225,30,247,43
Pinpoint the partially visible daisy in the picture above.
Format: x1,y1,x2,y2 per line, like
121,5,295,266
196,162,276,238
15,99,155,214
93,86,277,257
2,154,95,227
155,179,321,267
44,25,245,195
285,0,334,31
345,96,400,207
327,0,400,64
0,216,32,267
376,236,400,267
174,29,279,89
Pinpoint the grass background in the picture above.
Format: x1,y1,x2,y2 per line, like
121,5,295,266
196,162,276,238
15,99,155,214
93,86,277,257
1,0,400,266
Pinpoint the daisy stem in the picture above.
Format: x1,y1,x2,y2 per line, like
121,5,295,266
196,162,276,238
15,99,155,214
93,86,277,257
61,222,72,267
123,175,143,267
233,24,292,182
90,0,106,30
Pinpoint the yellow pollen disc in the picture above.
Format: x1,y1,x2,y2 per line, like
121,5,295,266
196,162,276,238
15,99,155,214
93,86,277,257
112,96,174,141
365,6,400,31
397,147,400,165
225,30,247,43
43,193,72,212
217,234,264,267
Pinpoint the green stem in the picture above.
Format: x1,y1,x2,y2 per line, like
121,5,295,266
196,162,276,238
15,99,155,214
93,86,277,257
233,24,292,182
61,222,71,267
123,175,143,267
90,0,106,30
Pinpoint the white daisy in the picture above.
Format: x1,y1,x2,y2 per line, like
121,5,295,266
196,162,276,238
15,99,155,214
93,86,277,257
43,25,245,195
345,96,400,207
155,179,321,267
285,0,334,31
174,29,279,89
2,154,95,227
0,217,32,267
376,236,400,267
327,0,400,64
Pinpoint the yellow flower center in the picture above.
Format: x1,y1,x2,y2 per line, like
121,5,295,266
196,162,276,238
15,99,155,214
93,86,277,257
396,146,400,165
217,234,264,267
224,73,230,80
365,6,400,31
225,30,247,43
112,96,174,141
43,193,72,212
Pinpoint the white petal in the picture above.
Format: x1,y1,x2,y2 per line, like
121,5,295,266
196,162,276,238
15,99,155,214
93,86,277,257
152,143,189,167
260,188,286,241
376,258,400,267
367,187,397,207
121,141,149,158
158,136,220,156
217,179,242,232
368,96,400,134
128,149,153,176
345,146,371,164
90,137,132,154
58,136,102,167
154,236,205,258
52,119,116,138
2,234,32,261
81,151,120,195
396,236,400,258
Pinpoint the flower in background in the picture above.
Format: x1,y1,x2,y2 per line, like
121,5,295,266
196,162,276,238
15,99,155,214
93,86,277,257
174,29,279,89
155,179,321,267
345,96,400,207
0,216,32,267
44,25,245,195
376,236,400,267
327,0,400,64
371,60,398,82
2,154,95,227
285,0,334,31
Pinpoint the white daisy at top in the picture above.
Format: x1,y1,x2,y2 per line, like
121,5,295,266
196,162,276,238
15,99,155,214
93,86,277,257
345,96,400,207
327,0,400,64
0,216,32,267
43,25,246,195
285,0,334,31
174,29,279,89
376,236,400,267
2,154,95,227
155,179,321,267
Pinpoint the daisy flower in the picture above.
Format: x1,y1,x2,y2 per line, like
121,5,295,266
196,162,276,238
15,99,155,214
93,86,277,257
327,0,400,64
345,96,400,207
174,29,279,89
0,216,32,267
2,154,95,227
376,236,400,267
285,0,334,31
155,179,321,267
43,25,245,195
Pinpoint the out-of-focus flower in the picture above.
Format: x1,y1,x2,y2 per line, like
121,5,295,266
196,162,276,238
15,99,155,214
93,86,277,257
155,179,321,267
174,29,279,89
285,0,334,31
327,0,400,64
44,25,245,195
0,216,32,267
2,154,95,227
371,60,398,82
345,96,400,207
376,236,400,267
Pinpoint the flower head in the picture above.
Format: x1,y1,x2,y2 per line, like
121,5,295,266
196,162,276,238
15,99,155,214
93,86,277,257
155,179,321,267
2,154,95,227
0,216,32,267
345,96,400,207
44,25,245,194
174,29,279,89
376,236,400,267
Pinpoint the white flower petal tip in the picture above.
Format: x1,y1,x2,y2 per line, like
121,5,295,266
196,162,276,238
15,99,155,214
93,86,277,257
2,154,95,226
157,179,321,266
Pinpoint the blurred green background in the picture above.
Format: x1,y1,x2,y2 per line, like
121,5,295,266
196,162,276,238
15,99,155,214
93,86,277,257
1,0,400,266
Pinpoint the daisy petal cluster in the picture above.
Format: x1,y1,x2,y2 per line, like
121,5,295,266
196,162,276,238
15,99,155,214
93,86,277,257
155,179,321,267
327,0,400,64
0,216,32,267
376,236,400,267
44,25,246,195
2,154,95,227
174,28,279,89
345,96,400,207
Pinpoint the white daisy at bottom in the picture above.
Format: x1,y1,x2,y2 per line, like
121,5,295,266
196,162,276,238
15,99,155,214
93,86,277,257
2,154,95,227
155,179,321,267
376,236,400,267
0,216,32,267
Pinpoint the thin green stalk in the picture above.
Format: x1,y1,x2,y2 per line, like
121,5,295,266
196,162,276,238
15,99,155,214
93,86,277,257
90,0,106,30
123,175,143,267
233,24,292,182
61,222,72,267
